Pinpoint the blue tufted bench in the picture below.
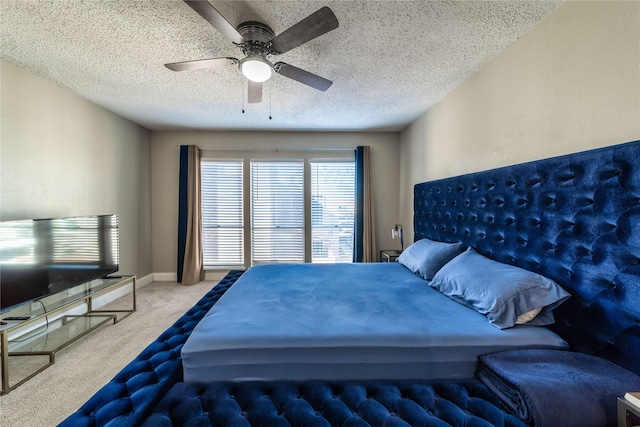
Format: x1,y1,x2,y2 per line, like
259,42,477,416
144,380,527,427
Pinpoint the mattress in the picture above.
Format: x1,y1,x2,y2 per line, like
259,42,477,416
182,263,568,382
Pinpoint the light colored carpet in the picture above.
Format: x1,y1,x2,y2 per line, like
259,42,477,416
0,279,219,427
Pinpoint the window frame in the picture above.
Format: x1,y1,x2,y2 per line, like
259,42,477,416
200,150,355,270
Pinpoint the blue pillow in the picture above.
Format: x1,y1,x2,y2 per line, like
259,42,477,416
430,249,571,329
397,238,465,280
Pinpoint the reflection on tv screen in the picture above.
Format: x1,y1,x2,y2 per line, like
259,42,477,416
0,214,119,312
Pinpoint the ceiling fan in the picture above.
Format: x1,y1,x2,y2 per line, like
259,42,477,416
165,0,339,104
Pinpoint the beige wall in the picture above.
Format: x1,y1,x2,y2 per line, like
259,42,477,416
399,1,640,242
150,131,400,274
0,60,153,278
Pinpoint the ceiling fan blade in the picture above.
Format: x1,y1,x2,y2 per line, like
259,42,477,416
274,62,332,91
184,0,244,44
269,7,339,54
165,57,238,71
247,80,263,104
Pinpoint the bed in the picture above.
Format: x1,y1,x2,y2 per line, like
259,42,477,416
182,262,567,383
61,139,640,427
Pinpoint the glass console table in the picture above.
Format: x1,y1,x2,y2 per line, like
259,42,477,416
0,275,136,394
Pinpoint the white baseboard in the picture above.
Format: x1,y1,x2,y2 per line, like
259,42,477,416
153,272,177,282
152,271,232,282
136,273,154,288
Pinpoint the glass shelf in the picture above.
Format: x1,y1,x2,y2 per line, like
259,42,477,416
1,275,135,394
8,315,115,354
1,276,132,332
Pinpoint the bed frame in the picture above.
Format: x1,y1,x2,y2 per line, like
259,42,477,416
414,139,640,375
61,139,639,426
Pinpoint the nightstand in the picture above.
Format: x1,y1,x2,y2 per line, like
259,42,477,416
380,249,402,262
618,396,640,427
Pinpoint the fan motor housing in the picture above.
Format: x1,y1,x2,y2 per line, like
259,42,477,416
237,21,275,57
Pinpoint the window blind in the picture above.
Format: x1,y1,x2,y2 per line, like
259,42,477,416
250,161,304,263
201,160,244,267
310,161,355,263
51,217,101,262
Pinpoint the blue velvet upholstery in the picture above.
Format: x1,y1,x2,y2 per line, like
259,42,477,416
414,140,640,375
61,140,639,426
144,380,526,427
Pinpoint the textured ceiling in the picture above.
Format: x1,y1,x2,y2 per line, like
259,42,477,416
1,0,561,132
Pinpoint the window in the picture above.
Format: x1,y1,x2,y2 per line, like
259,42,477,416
251,161,304,264
201,154,355,268
201,160,244,267
310,161,355,263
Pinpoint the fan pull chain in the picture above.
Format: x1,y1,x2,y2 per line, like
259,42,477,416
241,78,245,113
269,85,272,120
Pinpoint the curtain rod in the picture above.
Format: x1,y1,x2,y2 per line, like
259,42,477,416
176,146,360,152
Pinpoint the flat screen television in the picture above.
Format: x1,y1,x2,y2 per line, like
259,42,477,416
0,214,119,313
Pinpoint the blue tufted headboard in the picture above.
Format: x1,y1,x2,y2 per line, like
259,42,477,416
413,140,640,375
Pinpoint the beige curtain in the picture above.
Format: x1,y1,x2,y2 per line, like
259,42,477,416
361,146,377,262
181,145,204,285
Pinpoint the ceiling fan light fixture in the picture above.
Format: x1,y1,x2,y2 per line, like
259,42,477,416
239,57,274,83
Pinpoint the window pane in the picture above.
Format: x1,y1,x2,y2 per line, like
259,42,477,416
201,160,244,266
311,161,355,263
251,161,304,263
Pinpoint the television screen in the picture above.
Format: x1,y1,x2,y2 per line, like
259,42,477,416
0,214,119,312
